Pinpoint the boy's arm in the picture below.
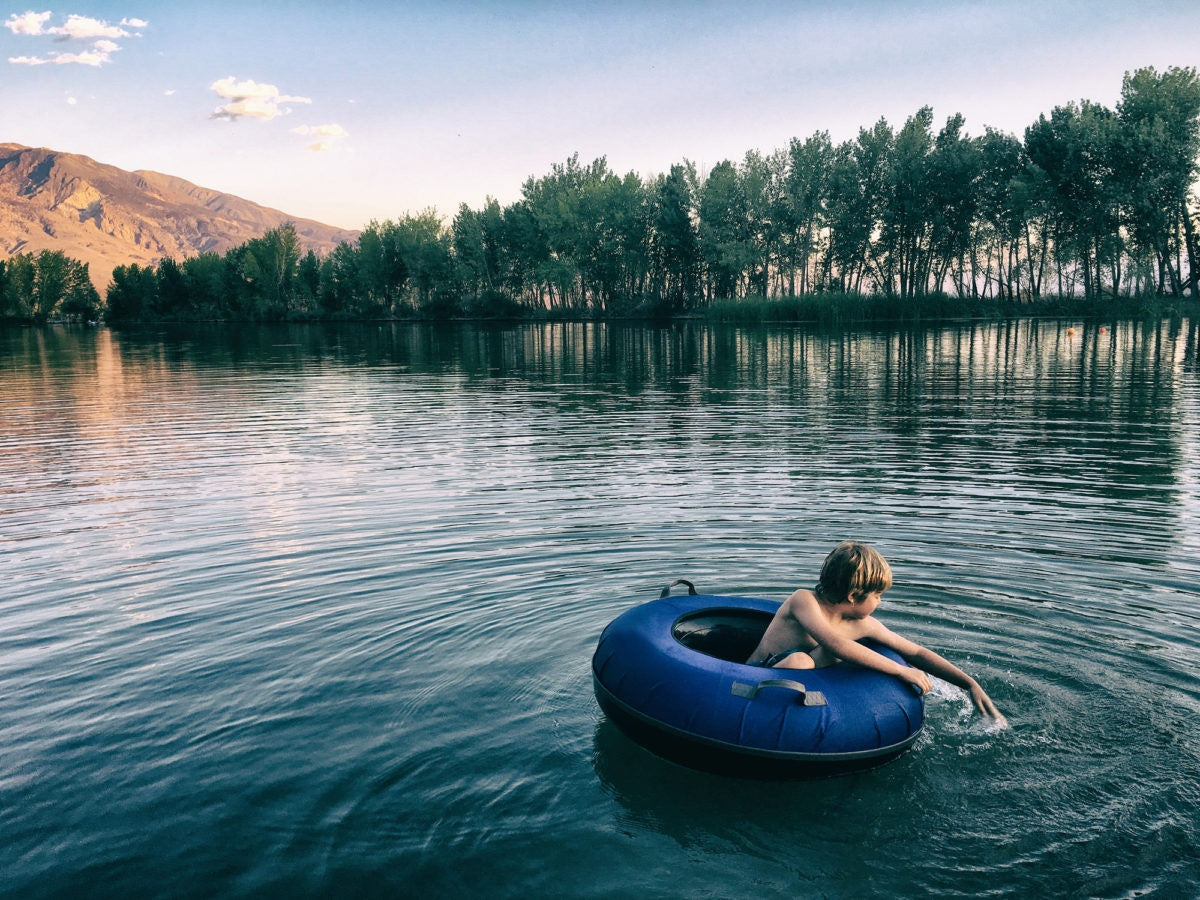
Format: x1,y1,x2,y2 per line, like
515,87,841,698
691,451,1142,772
864,619,1007,724
787,593,932,695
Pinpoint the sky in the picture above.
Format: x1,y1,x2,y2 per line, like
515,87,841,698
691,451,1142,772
3,0,1199,231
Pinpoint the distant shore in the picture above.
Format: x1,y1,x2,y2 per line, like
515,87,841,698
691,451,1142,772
6,292,1196,329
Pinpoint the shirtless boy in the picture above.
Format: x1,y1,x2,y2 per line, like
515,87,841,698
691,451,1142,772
746,541,1006,724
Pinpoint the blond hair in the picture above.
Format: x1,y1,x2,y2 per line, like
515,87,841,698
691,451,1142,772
815,541,892,603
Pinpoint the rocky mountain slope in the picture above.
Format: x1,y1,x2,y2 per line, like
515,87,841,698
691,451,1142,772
0,143,359,291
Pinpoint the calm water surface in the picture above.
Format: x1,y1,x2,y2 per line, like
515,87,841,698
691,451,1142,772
2,320,1199,898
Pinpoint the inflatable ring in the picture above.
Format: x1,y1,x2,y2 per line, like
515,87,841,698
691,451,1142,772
592,582,925,776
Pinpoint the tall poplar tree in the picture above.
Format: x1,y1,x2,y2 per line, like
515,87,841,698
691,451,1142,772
1116,65,1200,295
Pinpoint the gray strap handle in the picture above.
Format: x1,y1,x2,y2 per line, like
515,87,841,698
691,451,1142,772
660,578,698,598
731,679,828,707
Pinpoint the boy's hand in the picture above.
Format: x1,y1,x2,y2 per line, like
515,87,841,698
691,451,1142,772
902,667,932,695
970,684,1008,727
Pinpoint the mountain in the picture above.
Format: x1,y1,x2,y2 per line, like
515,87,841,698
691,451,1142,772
0,143,360,292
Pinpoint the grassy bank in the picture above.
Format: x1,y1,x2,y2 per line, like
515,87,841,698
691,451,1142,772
701,292,1200,325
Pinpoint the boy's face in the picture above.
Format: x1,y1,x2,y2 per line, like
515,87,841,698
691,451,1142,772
844,590,883,619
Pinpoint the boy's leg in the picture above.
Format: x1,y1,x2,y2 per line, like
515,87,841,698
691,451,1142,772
773,649,817,669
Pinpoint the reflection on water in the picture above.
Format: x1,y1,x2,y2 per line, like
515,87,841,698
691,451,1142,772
13,318,1194,561
1,318,1199,898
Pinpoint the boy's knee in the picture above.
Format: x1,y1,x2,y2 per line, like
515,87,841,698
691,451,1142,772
777,651,816,669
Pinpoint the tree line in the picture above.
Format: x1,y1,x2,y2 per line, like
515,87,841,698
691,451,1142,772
4,65,1197,325
0,251,101,322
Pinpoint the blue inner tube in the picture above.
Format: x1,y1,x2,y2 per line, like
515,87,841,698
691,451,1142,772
592,592,925,776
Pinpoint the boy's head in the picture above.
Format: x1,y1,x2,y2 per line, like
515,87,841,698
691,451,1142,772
815,541,892,603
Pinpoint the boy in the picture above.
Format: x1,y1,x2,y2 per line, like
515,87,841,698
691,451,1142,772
746,541,1006,724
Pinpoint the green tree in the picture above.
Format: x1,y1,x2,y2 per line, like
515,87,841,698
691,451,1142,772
182,252,232,318
783,131,833,295
879,107,935,299
699,159,752,300
453,199,504,305
1116,65,1200,295
1026,101,1122,298
585,169,651,312
106,263,157,322
296,250,322,314
738,149,787,298
521,154,612,310
320,242,361,316
59,260,101,321
155,257,189,318
499,200,548,309
649,162,702,311
392,210,456,315
0,254,35,319
824,119,893,293
30,250,74,320
357,219,409,315
977,129,1033,299
926,114,982,299
242,223,302,317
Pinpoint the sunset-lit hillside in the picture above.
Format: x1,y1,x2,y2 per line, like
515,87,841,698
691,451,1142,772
0,143,359,291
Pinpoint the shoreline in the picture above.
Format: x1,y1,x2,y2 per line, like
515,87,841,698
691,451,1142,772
5,293,1196,329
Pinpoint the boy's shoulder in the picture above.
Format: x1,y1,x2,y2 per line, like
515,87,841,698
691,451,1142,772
782,587,819,611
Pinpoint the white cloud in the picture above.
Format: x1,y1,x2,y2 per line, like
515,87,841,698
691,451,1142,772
212,77,285,101
5,10,52,35
57,45,114,64
50,14,130,40
5,10,146,66
9,41,118,66
292,123,349,152
292,124,348,138
209,77,312,121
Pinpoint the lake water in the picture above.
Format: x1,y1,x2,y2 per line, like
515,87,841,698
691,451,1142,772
2,319,1199,898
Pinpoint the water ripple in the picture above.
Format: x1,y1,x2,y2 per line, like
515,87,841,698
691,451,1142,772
2,320,1199,897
